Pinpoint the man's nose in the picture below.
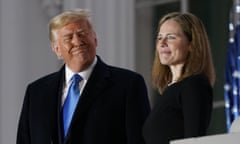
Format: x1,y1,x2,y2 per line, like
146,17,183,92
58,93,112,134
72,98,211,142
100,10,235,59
72,34,82,46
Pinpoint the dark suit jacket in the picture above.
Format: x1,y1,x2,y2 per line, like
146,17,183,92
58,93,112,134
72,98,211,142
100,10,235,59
17,56,150,144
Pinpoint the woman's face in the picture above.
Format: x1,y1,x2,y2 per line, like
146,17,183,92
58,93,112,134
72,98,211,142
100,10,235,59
156,19,190,67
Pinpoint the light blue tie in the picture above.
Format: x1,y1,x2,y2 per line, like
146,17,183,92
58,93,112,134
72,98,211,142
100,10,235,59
63,74,82,137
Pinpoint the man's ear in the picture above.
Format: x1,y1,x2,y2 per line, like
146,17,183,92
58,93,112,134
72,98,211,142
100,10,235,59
93,31,98,47
51,42,62,58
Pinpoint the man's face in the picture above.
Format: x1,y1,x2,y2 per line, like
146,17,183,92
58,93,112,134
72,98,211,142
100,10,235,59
52,20,97,72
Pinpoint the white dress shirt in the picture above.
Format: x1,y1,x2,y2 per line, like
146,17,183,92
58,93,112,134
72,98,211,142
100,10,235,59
62,57,97,106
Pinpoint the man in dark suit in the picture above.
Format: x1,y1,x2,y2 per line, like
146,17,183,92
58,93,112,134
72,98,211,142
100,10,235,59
16,9,150,144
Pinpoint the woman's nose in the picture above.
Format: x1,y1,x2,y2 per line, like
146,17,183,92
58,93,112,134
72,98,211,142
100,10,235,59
159,37,167,46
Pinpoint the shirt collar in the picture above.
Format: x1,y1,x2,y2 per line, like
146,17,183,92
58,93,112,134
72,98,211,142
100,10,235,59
65,56,97,84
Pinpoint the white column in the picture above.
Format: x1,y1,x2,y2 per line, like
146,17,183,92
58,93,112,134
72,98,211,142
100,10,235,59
135,7,155,106
181,0,189,12
0,0,60,143
63,0,136,70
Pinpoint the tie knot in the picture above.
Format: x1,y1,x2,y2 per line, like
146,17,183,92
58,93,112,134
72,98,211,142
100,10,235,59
72,74,82,83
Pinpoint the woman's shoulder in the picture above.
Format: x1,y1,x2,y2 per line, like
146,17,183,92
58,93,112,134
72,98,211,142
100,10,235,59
182,74,210,85
180,74,212,93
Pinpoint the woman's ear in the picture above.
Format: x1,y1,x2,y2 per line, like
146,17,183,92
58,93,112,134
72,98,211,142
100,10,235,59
188,42,192,52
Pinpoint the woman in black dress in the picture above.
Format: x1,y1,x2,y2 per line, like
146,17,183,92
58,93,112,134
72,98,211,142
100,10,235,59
142,12,215,144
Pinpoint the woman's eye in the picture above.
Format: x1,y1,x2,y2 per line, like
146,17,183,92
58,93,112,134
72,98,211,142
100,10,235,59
157,37,162,40
167,35,176,39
